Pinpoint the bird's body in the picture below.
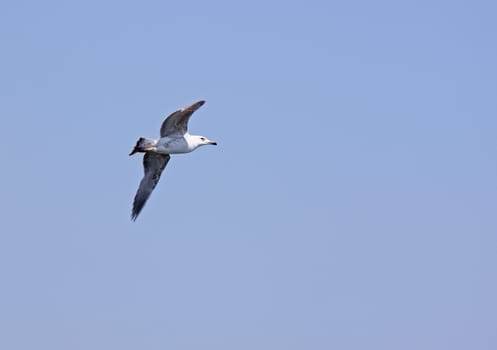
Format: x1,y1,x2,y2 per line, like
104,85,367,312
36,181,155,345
156,134,202,154
129,100,216,221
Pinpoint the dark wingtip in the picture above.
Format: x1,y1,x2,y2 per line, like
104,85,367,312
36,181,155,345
186,100,206,111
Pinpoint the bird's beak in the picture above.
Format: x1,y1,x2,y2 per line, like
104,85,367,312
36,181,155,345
208,141,217,145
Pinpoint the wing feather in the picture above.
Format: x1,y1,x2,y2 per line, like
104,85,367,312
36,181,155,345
160,100,205,137
131,153,171,221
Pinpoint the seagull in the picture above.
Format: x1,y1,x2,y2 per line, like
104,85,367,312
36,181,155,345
129,100,216,221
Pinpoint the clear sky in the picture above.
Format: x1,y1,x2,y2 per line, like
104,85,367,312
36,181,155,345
1,1,496,349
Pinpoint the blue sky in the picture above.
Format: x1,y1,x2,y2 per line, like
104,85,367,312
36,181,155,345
1,1,496,349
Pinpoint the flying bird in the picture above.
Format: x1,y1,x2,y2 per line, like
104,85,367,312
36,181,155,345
129,100,216,221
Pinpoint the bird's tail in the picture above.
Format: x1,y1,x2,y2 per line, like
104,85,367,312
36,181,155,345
129,137,157,156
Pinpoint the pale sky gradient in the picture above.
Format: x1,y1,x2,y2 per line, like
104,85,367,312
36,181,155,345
1,1,496,349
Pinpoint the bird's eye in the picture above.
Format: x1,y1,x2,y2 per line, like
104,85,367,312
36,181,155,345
200,137,205,141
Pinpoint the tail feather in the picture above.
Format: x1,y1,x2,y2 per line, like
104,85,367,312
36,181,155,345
129,137,157,156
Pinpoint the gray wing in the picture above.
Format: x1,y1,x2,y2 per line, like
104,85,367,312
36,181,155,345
131,152,171,221
160,100,205,137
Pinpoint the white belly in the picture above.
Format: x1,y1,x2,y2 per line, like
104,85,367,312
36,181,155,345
156,137,192,154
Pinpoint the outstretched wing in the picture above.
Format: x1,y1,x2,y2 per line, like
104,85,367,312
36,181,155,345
160,100,205,137
131,152,171,221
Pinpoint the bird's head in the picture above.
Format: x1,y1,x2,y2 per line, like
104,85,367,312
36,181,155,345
195,135,217,147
